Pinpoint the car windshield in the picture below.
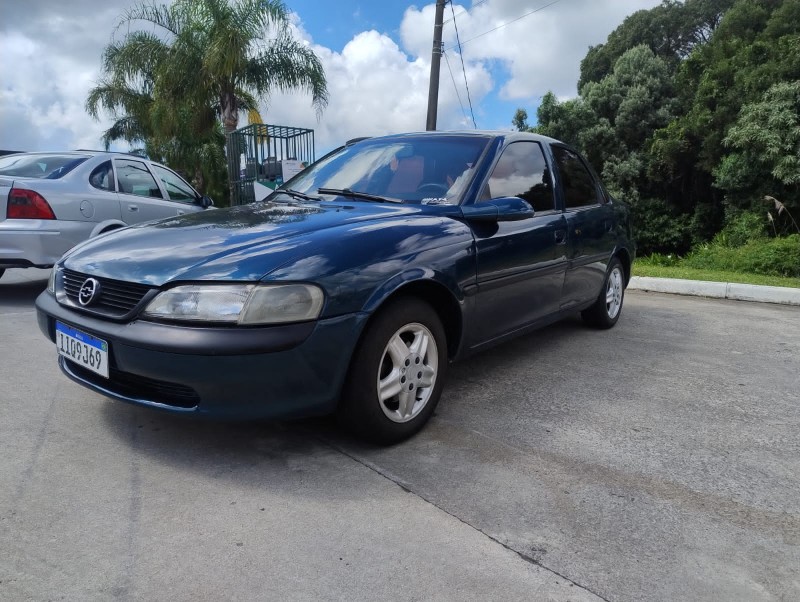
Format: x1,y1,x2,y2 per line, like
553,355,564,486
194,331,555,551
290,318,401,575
285,135,491,204
0,154,89,179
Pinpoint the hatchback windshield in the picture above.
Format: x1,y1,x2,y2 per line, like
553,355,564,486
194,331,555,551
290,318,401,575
286,135,491,204
0,154,89,179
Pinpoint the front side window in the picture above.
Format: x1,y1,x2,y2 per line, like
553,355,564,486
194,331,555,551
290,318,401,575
151,164,197,203
116,159,163,198
89,161,114,191
552,146,599,209
480,142,554,212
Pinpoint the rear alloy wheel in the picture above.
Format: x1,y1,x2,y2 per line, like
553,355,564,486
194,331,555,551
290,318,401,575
338,298,447,445
581,257,625,329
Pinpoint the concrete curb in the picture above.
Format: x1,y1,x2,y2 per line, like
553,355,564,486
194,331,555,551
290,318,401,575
628,276,800,306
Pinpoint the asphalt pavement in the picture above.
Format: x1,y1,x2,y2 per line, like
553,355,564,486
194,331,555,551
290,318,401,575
1,268,798,601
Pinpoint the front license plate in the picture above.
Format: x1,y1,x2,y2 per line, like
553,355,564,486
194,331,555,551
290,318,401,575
55,321,109,379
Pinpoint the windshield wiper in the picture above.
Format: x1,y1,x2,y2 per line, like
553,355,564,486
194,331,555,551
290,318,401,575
275,188,321,202
317,187,402,204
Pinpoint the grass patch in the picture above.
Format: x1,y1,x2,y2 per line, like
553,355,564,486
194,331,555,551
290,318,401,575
633,263,800,289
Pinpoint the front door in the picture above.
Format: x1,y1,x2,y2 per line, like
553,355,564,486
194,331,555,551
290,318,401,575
469,141,567,345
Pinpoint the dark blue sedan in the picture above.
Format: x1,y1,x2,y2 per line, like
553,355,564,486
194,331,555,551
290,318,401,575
36,131,635,444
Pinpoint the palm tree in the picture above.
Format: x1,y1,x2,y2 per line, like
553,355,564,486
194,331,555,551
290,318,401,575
87,0,328,197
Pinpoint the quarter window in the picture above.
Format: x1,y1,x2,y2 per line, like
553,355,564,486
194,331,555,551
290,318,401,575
151,164,197,203
480,142,554,212
116,159,163,198
552,146,599,209
89,161,114,191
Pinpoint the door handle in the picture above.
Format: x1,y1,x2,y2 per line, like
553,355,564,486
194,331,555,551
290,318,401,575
128,205,139,212
177,210,185,215
554,229,566,244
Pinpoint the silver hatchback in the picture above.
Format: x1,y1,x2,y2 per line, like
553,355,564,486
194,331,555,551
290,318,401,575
0,152,213,280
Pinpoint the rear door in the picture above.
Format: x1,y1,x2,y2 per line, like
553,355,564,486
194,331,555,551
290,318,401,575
551,145,615,309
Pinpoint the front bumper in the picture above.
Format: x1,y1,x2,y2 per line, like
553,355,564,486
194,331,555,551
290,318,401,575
0,219,93,268
36,291,368,420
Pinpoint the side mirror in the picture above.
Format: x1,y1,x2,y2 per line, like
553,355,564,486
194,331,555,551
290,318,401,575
461,197,534,223
200,195,214,208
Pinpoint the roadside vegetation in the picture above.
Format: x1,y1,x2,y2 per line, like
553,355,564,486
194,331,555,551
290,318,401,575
514,0,800,286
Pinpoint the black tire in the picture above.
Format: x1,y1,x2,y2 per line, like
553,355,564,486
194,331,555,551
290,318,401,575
581,257,625,329
338,297,448,445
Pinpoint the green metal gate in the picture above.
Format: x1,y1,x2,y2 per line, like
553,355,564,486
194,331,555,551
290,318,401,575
227,124,315,205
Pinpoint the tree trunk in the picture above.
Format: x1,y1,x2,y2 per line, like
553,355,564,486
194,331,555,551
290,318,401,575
222,93,241,204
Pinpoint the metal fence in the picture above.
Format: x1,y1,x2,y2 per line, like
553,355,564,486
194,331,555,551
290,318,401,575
227,124,315,205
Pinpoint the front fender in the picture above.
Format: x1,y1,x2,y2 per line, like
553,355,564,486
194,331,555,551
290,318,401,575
361,265,465,314
265,215,477,318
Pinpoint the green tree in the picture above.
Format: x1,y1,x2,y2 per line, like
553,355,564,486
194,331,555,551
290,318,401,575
579,0,735,91
87,0,329,199
512,108,531,132
715,80,800,226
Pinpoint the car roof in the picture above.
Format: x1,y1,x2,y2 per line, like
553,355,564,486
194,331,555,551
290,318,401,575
8,150,149,160
356,129,563,146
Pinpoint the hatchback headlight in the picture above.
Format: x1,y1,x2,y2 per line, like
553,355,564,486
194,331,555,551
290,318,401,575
143,283,324,325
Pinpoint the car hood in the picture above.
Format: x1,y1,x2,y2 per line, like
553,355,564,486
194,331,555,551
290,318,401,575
61,201,454,285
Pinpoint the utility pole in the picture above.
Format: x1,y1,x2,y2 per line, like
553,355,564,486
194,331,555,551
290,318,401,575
425,0,447,131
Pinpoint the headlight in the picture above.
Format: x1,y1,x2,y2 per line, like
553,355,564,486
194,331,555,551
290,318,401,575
47,267,58,295
142,283,324,325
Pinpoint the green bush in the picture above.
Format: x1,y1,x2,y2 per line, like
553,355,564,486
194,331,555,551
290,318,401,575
713,210,767,248
636,252,681,267
684,234,800,278
630,197,693,256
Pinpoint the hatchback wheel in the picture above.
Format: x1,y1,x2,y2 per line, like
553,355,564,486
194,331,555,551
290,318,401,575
582,257,625,329
338,298,447,444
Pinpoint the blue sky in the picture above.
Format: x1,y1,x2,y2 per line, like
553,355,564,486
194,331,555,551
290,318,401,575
1,0,662,154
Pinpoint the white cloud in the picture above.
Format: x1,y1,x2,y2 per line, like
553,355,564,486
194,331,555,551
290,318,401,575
0,0,662,155
261,19,493,153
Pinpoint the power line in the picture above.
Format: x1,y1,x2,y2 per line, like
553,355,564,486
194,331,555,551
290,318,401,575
443,0,489,25
446,0,562,51
443,51,470,124
450,1,478,128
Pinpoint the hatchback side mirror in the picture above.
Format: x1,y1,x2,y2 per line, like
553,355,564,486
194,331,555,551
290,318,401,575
200,195,214,208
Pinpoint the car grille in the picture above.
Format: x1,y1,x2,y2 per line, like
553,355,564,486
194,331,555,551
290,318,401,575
62,269,154,318
65,359,200,409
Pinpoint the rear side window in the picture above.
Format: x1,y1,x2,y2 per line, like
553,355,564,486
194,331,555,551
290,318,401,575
0,154,88,179
151,164,197,202
89,161,114,191
552,146,599,209
116,159,163,198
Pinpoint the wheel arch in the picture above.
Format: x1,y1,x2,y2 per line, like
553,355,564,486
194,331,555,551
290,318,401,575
359,278,464,362
614,246,633,286
89,220,127,238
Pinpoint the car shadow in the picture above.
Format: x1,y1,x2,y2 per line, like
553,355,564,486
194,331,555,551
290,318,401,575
0,277,48,309
98,399,361,492
95,315,591,488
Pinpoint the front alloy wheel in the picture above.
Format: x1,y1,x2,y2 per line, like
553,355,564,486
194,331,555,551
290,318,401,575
339,298,447,444
377,322,438,423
